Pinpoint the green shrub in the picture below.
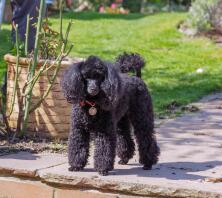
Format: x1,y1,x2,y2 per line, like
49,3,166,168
186,0,220,33
122,0,142,13
141,0,192,13
88,0,112,10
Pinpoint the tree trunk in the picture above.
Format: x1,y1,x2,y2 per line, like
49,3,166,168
140,0,146,13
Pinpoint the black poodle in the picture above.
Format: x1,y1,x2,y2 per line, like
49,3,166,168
61,53,160,176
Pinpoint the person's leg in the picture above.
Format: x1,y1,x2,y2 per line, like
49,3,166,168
45,0,54,13
10,0,40,51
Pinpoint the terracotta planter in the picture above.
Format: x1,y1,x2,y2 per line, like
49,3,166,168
4,54,81,139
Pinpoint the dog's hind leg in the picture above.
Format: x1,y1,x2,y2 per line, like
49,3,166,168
129,86,160,170
117,115,135,165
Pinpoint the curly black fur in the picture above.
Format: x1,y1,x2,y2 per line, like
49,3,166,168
61,53,160,176
116,53,145,78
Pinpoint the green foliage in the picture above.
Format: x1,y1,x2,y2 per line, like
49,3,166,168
142,0,192,13
88,0,112,10
10,20,64,60
122,0,142,13
186,0,220,32
75,0,192,13
10,41,26,57
149,0,191,4
39,21,62,59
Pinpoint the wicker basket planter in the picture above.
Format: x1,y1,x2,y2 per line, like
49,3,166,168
4,54,81,139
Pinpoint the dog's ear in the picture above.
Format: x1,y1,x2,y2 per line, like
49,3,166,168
100,62,122,109
61,62,85,103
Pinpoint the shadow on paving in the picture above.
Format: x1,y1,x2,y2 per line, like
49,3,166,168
109,161,222,181
0,151,40,160
157,112,222,144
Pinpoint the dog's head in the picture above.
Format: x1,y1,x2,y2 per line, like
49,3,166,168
61,56,122,110
80,56,107,97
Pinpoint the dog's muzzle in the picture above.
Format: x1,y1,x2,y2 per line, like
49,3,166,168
87,79,100,96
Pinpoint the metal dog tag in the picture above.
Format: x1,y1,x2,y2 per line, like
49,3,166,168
89,107,97,116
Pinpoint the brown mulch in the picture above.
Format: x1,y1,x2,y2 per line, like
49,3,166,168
1,113,68,156
164,100,199,116
199,29,222,43
205,177,222,183
0,138,68,156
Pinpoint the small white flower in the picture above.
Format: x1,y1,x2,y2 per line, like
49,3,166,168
196,68,204,73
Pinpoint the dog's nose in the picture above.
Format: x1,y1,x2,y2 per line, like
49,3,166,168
88,88,99,96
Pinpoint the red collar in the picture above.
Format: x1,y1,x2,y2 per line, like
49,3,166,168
80,100,96,107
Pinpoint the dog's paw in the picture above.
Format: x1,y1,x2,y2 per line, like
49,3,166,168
68,166,83,172
143,164,152,170
98,170,109,176
118,159,128,165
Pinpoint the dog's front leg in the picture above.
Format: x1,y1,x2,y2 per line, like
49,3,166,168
94,114,116,176
68,107,90,172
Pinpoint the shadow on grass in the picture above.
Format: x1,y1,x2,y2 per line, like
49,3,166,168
51,11,147,21
145,71,222,114
0,29,11,46
74,48,122,59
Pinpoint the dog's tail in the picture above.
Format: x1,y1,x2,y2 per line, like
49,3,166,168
116,53,145,78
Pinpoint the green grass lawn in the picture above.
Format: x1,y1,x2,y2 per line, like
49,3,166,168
0,27,11,81
1,12,222,116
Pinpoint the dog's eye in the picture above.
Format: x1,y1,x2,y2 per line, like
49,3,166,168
91,72,102,79
81,72,90,79
94,73,100,79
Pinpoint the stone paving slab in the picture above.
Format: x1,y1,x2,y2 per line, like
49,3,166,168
0,152,66,177
38,161,222,197
38,93,222,197
1,93,222,197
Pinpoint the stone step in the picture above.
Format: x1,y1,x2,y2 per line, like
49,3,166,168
0,177,142,198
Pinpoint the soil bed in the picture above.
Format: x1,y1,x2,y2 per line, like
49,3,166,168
0,138,67,156
200,29,222,43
